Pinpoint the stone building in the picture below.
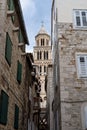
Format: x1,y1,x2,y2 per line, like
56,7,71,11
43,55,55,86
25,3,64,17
0,0,31,130
33,24,52,129
46,65,54,130
51,0,87,130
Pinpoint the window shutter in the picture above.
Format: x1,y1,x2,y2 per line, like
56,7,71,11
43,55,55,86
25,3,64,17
77,56,87,77
8,0,14,10
5,33,12,66
17,61,22,83
18,30,24,43
14,105,19,129
0,90,9,125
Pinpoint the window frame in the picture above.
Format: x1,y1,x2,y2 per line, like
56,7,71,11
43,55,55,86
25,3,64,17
0,90,9,125
73,9,87,29
76,53,87,78
5,32,12,66
17,61,22,84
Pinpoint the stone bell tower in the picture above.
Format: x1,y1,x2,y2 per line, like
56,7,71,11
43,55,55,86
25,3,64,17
33,23,52,108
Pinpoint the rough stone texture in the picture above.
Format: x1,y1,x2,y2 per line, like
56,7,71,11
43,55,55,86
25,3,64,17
58,23,87,130
47,65,54,130
0,0,30,130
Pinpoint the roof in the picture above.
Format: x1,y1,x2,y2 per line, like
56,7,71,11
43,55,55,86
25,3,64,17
35,24,50,38
14,0,29,45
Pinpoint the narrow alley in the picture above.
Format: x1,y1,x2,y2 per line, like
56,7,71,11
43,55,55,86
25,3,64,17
0,0,87,130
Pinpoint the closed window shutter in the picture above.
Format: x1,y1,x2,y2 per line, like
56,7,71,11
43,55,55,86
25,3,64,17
14,105,19,129
18,30,24,43
8,0,14,10
0,90,9,125
17,61,22,83
5,33,12,66
77,56,87,77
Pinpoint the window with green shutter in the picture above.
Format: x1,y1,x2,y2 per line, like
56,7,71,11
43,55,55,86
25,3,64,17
18,30,24,43
5,33,12,66
14,104,19,129
7,0,15,23
8,0,14,11
17,61,22,84
0,90,9,125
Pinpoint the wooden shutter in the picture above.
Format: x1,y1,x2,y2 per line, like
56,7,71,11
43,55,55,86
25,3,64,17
77,55,87,77
5,33,12,66
8,0,14,10
18,30,24,43
17,61,22,83
14,105,19,129
0,90,9,125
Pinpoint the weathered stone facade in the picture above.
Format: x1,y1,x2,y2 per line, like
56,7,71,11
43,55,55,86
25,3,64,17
47,65,54,130
51,0,87,130
0,0,30,130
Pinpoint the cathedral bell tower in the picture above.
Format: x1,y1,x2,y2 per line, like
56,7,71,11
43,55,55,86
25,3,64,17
33,23,52,108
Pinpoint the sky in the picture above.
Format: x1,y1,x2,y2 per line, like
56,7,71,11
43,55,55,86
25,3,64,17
20,0,52,52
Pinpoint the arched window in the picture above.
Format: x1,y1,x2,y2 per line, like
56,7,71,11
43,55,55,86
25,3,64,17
41,39,43,46
40,51,42,60
44,51,45,60
44,66,46,73
46,51,48,59
43,39,44,46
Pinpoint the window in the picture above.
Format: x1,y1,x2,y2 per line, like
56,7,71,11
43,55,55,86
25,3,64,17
40,51,42,60
14,104,19,129
17,61,22,84
40,66,42,73
8,0,14,11
42,39,44,46
8,0,15,23
77,54,87,78
41,39,44,46
44,66,46,73
74,10,87,28
0,90,9,125
18,30,24,43
5,33,12,66
44,51,45,60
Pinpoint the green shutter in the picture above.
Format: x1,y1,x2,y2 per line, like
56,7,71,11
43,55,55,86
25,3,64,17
5,33,12,66
18,30,24,43
17,61,22,83
8,0,14,10
14,105,19,129
0,90,9,125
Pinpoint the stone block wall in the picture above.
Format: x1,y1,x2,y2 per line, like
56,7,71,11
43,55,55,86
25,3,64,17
58,23,87,130
0,0,29,130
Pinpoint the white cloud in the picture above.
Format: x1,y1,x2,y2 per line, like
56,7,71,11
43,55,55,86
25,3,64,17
20,0,36,17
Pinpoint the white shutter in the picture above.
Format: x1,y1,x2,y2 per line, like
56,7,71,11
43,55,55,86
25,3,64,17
77,55,87,77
